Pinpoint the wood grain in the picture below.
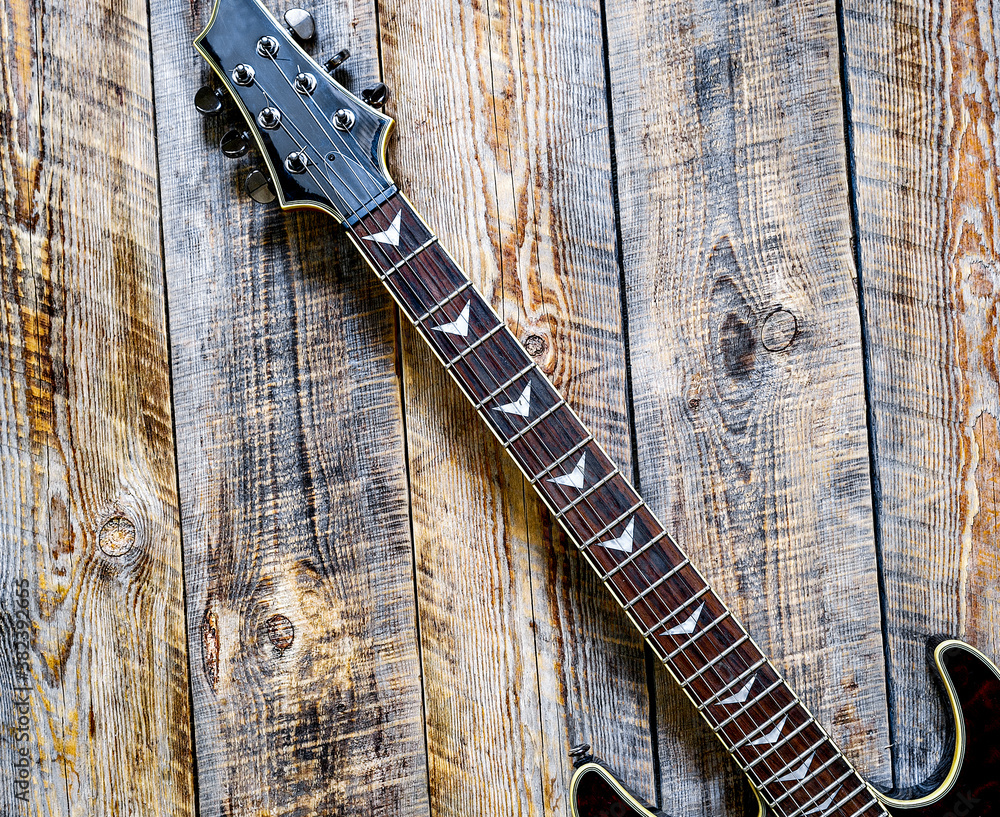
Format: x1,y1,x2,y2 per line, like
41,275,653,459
3,0,994,813
0,0,194,814
604,0,893,813
377,0,655,814
842,0,1000,794
149,1,428,815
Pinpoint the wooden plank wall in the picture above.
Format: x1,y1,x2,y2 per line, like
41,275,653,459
1,0,998,816
151,2,429,815
0,0,193,815
843,0,1000,794
606,1,892,813
379,2,654,815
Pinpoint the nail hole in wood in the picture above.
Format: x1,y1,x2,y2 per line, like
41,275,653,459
761,308,797,352
523,334,547,357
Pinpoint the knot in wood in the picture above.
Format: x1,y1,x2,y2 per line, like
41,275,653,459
98,514,136,556
685,373,704,411
266,615,295,651
760,308,797,352
966,259,995,298
721,311,757,377
523,334,548,357
202,609,220,691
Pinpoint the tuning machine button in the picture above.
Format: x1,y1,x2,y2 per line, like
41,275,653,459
245,170,276,203
257,36,280,57
283,8,316,41
284,151,309,174
220,129,251,158
194,85,226,116
293,72,318,95
361,83,388,109
324,48,350,73
257,107,282,130
333,108,355,131
232,63,255,86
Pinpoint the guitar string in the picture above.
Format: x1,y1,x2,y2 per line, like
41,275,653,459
248,78,867,817
273,125,864,817
265,54,385,200
246,74,861,817
247,65,869,817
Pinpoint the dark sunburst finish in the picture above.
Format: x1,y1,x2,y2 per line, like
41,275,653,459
571,641,999,817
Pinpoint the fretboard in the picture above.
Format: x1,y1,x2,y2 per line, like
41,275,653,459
345,195,886,817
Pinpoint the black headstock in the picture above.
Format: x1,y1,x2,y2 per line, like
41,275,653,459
194,0,395,223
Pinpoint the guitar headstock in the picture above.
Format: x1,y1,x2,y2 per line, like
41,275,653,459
194,0,395,223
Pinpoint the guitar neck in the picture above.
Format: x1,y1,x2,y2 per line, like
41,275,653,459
346,195,884,817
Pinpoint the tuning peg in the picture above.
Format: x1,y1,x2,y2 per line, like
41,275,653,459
194,85,226,116
245,170,276,203
324,48,351,73
283,8,315,41
220,129,251,158
361,83,388,109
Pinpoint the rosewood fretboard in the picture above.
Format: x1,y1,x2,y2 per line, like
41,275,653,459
346,195,886,817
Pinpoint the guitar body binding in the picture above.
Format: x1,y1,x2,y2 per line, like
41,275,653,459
570,640,1000,817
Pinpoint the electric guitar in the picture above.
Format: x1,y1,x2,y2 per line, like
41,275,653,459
192,1,1000,814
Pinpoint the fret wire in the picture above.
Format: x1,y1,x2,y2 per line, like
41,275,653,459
625,558,698,610
529,435,594,484
381,237,439,278
368,241,441,312
758,734,827,787
707,675,781,729
846,804,886,817
776,693,886,815
638,585,711,637
582,501,644,548
554,470,617,516
742,717,812,770
730,700,799,750
600,534,670,581
839,786,880,817
503,399,565,447
758,741,840,808
443,323,505,369
678,635,751,689
645,635,668,663
664,611,731,658
472,363,535,410
794,771,857,816
413,280,473,324
766,754,842,813
366,248,442,320
702,652,767,704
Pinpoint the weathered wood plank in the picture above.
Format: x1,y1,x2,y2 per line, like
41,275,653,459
843,0,1000,793
378,0,654,813
604,0,893,813
150,1,429,815
0,0,194,814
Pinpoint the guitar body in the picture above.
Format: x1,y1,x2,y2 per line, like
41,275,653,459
571,640,1000,817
